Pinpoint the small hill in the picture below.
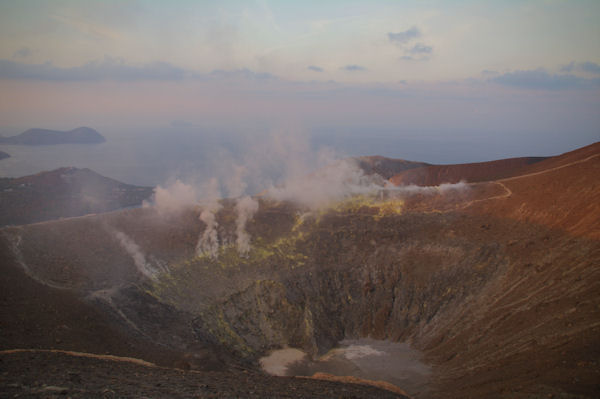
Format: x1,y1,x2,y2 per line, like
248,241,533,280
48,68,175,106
356,155,429,179
0,150,9,160
0,127,106,145
0,167,153,226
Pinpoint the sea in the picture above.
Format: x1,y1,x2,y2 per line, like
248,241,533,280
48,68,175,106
0,125,570,190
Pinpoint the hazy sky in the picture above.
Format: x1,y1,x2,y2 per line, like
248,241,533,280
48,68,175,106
0,0,598,157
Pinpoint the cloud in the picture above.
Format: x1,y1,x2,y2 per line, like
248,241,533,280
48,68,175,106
560,61,600,75
407,43,433,55
399,54,430,62
491,68,600,90
342,64,367,72
580,61,600,75
308,65,324,72
396,43,433,61
388,27,421,44
0,58,282,83
12,47,32,59
387,26,432,61
560,62,575,73
481,69,499,76
0,57,191,81
208,68,276,80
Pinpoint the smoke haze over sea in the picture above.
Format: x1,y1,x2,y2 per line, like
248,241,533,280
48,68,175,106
0,124,593,189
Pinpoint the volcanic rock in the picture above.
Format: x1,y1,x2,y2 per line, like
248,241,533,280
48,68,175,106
1,142,598,398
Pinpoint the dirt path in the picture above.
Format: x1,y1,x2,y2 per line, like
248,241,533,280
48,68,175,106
499,153,599,183
0,348,157,367
459,153,600,209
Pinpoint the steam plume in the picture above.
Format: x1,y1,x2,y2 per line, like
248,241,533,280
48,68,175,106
152,179,198,215
266,158,384,209
225,164,248,198
151,130,469,259
114,230,162,280
223,164,260,255
235,195,259,256
196,178,222,258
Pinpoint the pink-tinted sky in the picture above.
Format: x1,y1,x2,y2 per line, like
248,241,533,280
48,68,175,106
0,1,598,156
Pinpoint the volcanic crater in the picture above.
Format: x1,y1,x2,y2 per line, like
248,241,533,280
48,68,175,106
1,143,599,398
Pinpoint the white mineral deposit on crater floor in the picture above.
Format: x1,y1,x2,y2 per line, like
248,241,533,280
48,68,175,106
259,348,307,376
260,338,431,396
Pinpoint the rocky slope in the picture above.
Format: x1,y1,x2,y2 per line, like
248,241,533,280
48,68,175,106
0,143,598,398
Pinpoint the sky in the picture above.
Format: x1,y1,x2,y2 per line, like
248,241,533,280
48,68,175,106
0,0,599,160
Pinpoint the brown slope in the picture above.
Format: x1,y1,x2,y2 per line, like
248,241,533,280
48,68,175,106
463,142,600,239
504,141,600,174
389,156,547,186
0,235,190,367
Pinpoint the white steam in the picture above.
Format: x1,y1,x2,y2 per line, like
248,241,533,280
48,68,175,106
342,344,386,360
114,230,164,280
198,208,220,258
150,169,262,258
388,181,469,195
265,156,470,209
225,164,260,256
265,157,384,209
196,178,222,258
235,195,259,256
225,164,248,198
151,179,198,215
439,181,469,192
147,129,470,258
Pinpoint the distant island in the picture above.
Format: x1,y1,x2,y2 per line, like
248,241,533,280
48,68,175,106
0,127,106,145
0,151,9,160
